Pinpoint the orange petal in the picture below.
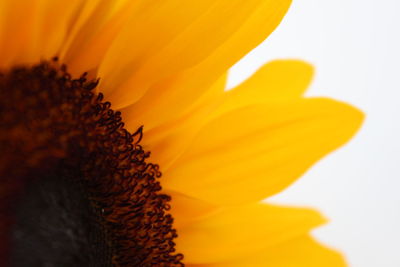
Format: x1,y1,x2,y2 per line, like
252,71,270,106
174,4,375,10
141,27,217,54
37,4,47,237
61,0,141,77
0,0,82,68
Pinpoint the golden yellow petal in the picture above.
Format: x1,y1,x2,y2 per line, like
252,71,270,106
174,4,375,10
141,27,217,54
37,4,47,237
212,60,314,118
167,190,220,228
136,60,312,170
176,203,325,264
163,98,364,205
60,0,140,77
0,0,82,69
195,235,346,267
122,72,227,133
126,74,227,173
98,0,291,109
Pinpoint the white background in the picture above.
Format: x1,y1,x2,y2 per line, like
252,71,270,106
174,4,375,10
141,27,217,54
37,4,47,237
228,1,400,267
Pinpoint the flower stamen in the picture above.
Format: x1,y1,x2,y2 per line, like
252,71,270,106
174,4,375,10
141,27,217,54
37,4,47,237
0,60,183,266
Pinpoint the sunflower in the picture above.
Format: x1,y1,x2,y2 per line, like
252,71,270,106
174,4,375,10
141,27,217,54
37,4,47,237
0,0,363,266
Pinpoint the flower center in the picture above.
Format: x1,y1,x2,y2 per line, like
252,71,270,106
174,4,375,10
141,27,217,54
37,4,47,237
12,172,111,266
0,60,183,267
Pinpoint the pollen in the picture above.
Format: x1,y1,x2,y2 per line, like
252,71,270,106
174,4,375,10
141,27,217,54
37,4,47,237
0,60,183,266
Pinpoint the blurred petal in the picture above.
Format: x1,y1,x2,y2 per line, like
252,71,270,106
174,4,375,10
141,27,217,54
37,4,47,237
61,0,141,76
98,0,291,109
139,60,313,170
167,190,219,228
177,203,325,264
195,235,346,267
164,98,364,205
0,0,83,68
138,74,227,169
213,59,314,117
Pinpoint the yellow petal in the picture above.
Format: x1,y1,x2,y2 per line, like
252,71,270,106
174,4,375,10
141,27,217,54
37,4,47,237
122,72,227,134
177,203,325,264
167,190,220,228
198,235,346,267
137,60,312,169
123,59,311,133
98,0,291,109
164,98,364,205
0,0,82,69
60,0,140,77
213,59,314,118
233,60,314,100
131,74,227,172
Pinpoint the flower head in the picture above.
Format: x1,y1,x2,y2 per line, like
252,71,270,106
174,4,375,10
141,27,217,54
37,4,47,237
0,0,363,266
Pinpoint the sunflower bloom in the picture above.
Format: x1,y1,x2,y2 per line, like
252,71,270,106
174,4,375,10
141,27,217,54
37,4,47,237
0,0,363,266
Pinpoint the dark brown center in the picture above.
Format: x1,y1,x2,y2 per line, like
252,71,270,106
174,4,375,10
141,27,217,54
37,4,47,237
0,60,183,267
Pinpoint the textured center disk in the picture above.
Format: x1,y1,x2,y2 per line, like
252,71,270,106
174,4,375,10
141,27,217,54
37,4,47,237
12,173,111,267
0,60,183,267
